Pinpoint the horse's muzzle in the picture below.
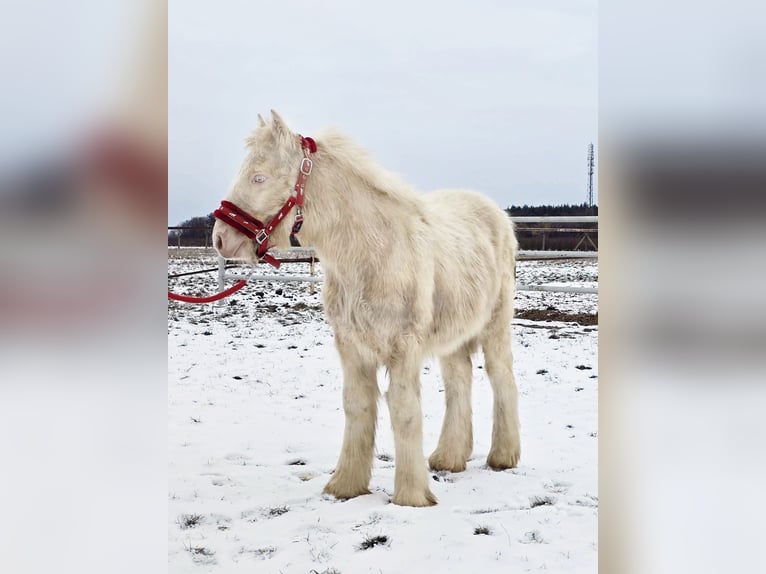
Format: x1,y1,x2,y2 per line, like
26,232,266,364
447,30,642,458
212,221,252,260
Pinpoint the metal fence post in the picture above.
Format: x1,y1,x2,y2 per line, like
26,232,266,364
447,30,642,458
217,255,226,293
309,256,315,295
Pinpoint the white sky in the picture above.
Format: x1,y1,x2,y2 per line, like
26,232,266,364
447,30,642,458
168,0,597,224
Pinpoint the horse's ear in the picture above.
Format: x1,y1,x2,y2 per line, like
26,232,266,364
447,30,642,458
270,109,293,140
257,113,267,128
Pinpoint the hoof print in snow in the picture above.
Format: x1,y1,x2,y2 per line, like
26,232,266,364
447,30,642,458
242,506,289,522
432,471,454,483
376,453,393,462
529,495,557,508
575,386,584,391
288,458,307,466
573,495,599,508
521,530,546,544
177,513,203,530
224,453,251,464
469,507,503,515
575,364,592,370
358,535,390,550
545,480,571,494
240,546,276,560
232,375,242,380
352,513,382,531
186,544,216,565
268,505,289,517
211,514,232,530
536,369,548,375
473,526,492,535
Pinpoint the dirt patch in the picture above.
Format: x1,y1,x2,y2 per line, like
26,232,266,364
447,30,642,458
515,309,598,325
291,301,324,312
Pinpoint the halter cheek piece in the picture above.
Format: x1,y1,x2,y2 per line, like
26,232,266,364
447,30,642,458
213,135,316,269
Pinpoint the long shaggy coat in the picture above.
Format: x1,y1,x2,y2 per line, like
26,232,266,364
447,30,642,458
212,111,520,506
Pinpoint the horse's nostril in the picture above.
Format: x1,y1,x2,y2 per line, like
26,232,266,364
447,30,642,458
215,234,223,250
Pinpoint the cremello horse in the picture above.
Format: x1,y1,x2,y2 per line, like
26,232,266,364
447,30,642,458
213,111,520,507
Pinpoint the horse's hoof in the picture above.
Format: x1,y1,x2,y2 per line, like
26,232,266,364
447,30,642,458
392,488,438,507
486,447,520,470
323,476,371,500
428,450,468,473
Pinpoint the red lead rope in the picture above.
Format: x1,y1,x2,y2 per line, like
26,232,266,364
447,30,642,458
168,135,316,304
168,280,248,303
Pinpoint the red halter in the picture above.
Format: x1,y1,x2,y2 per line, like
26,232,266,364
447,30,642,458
213,135,317,268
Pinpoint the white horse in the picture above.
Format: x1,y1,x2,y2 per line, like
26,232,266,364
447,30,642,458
213,111,520,507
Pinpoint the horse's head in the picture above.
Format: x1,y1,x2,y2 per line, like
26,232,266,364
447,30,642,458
213,110,302,261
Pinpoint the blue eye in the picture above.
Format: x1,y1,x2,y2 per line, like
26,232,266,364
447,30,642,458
252,174,267,183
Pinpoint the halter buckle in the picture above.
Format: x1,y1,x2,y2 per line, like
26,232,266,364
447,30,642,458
254,229,269,245
300,157,313,176
292,206,304,234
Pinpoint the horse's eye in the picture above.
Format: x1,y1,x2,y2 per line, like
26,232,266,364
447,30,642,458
251,174,267,184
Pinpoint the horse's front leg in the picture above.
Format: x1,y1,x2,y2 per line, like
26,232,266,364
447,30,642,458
323,337,379,500
386,350,437,507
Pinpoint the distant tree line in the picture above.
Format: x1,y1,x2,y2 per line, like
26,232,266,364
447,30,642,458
505,203,598,217
168,213,215,246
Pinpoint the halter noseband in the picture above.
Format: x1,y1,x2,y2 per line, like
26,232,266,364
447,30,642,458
213,135,317,268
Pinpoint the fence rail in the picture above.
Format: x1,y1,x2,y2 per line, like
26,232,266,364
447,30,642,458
168,216,598,250
517,250,598,260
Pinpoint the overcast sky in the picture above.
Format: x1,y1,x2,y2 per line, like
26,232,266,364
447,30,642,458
168,0,597,224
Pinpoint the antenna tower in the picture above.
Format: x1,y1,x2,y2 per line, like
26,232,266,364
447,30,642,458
587,143,595,207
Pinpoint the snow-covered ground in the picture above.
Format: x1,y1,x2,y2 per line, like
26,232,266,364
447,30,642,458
168,249,598,573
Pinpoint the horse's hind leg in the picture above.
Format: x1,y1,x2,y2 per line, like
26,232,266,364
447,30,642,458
480,290,521,470
429,341,475,472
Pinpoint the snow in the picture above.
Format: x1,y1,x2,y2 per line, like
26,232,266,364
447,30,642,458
168,250,598,573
